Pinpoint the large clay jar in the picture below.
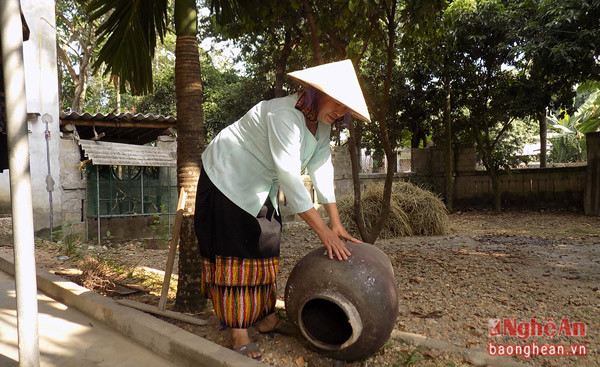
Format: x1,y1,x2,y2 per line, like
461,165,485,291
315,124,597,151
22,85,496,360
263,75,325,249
284,242,398,361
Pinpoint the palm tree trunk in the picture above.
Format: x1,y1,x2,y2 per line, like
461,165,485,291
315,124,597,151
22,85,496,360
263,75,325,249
173,0,206,313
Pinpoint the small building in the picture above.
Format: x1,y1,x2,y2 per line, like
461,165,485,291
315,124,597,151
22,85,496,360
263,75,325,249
59,111,178,242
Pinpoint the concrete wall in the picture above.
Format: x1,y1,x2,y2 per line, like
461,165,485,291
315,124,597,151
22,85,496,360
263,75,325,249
584,132,599,215
0,0,61,232
452,167,587,209
86,216,171,247
59,135,86,234
279,145,589,214
408,144,588,210
411,145,477,174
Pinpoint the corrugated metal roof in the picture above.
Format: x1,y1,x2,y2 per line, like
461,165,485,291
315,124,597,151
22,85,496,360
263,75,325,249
79,139,176,167
60,111,176,123
60,111,177,145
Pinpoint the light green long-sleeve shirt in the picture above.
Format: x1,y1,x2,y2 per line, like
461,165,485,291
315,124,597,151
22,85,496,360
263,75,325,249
201,94,336,217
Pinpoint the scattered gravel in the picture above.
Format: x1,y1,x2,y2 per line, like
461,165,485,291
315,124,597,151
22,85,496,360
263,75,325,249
1,211,599,367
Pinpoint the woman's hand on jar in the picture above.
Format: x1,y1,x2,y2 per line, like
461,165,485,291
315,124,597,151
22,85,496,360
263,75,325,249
330,223,362,245
317,227,352,261
297,207,359,261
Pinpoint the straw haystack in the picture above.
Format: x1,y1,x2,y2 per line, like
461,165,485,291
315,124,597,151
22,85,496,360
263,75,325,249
338,181,450,239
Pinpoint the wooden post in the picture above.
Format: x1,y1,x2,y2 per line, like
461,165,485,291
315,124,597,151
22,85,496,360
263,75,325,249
116,299,207,326
158,188,187,310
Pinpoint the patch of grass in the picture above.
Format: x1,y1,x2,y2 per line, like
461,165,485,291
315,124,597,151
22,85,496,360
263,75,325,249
50,221,84,259
104,230,115,245
35,238,51,249
396,347,424,366
150,205,172,244
137,272,165,293
59,240,82,258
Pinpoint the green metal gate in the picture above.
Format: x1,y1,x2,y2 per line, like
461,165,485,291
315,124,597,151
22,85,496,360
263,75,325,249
86,164,177,218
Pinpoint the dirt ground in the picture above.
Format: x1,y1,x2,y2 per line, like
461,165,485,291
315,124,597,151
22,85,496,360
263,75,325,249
1,210,599,367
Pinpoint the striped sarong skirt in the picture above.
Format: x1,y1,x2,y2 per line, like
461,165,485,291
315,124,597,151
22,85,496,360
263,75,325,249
194,168,282,328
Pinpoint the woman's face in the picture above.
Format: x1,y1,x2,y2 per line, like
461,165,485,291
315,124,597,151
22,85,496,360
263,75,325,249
316,93,349,124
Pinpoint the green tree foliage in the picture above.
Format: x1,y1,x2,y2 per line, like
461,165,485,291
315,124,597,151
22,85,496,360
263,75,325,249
56,0,101,113
575,82,600,134
510,0,600,166
60,22,255,141
201,58,262,139
548,89,600,162
86,0,169,95
130,50,263,139
443,0,528,210
512,0,600,111
132,65,176,116
202,0,307,98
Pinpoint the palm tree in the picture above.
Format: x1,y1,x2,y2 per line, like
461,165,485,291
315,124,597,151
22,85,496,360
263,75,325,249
86,0,205,312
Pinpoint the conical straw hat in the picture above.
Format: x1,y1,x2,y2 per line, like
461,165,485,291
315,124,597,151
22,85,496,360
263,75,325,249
287,60,371,122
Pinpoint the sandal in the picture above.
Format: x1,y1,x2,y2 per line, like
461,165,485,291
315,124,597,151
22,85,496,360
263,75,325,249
258,319,297,336
232,342,262,360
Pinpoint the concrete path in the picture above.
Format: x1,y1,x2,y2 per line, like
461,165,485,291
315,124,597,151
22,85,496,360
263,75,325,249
0,270,179,367
0,251,263,367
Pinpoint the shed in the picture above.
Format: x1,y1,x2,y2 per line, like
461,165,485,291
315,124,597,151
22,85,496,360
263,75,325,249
59,111,178,243
60,111,176,144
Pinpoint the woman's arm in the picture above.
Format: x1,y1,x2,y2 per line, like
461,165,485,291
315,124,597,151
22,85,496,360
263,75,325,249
297,204,361,261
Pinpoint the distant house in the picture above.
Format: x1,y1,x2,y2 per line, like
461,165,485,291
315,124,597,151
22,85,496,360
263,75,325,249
516,142,553,168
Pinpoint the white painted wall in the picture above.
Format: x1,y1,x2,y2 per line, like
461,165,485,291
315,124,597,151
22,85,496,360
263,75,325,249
0,0,61,233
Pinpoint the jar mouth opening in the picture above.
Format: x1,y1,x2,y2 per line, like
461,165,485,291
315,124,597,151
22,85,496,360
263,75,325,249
298,294,362,350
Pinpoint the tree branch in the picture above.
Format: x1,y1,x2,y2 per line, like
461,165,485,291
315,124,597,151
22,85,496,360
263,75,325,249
56,43,78,82
491,117,515,151
357,19,375,63
327,31,347,59
302,0,323,64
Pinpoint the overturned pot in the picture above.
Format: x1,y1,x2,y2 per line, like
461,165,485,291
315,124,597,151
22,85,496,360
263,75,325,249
284,241,398,361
